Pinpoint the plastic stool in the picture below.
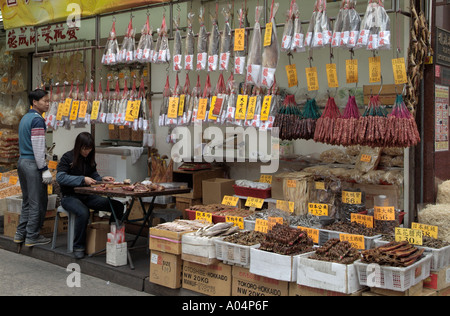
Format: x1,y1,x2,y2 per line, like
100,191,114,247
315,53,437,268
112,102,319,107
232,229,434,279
149,209,183,225
51,206,76,253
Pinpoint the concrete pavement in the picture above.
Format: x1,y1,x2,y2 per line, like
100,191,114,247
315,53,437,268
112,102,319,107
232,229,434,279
0,248,152,296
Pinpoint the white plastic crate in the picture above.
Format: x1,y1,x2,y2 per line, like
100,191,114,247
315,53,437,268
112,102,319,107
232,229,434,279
214,238,260,268
6,194,57,214
374,239,450,271
354,254,432,292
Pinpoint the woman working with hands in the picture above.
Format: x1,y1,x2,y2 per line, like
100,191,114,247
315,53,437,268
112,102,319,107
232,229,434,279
56,132,124,259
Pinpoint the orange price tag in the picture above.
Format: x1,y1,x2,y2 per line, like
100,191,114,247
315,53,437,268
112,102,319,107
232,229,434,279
48,161,58,170
255,219,268,234
326,63,339,88
374,206,396,221
346,59,358,83
234,28,246,51
340,234,365,250
298,226,319,244
351,213,374,228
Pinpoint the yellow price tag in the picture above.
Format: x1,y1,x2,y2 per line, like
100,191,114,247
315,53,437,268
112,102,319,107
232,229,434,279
360,154,372,162
264,23,273,47
69,100,79,120
47,184,53,195
268,217,283,230
195,211,212,223
222,195,239,207
340,234,365,250
9,176,18,185
315,182,325,190
197,98,208,121
369,56,381,83
125,100,141,122
246,96,257,120
62,98,72,116
234,28,246,52
260,95,272,121
208,96,219,121
255,219,268,234
351,213,374,228
90,101,100,120
411,222,438,239
395,227,423,245
235,95,248,120
167,97,179,119
259,175,272,184
285,64,298,88
226,216,244,229
0,173,2,181
245,197,264,209
298,226,319,244
48,160,58,170
305,67,319,91
374,206,396,221
326,63,339,88
56,102,65,121
346,59,358,84
308,203,329,216
287,180,297,188
178,95,186,117
78,101,88,119
342,191,362,205
276,200,294,213
392,57,408,84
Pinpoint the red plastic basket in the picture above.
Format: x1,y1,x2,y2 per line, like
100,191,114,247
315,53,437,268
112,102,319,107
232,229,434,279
233,185,271,199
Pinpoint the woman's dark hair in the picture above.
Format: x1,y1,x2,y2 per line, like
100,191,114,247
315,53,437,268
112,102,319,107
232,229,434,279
28,89,48,106
72,132,96,169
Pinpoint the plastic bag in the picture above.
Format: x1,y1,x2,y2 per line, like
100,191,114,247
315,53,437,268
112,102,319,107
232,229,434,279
234,6,249,75
173,14,183,72
102,20,119,65
190,75,202,125
261,1,280,89
118,17,135,64
184,11,195,71
311,0,331,48
196,7,208,71
209,73,228,124
135,15,153,63
246,6,263,86
281,0,296,52
166,74,182,126
207,8,220,72
219,5,233,71
159,75,171,127
156,16,171,63
45,86,59,129
260,79,280,131
224,74,239,125
178,74,191,126
291,5,305,52
345,0,361,48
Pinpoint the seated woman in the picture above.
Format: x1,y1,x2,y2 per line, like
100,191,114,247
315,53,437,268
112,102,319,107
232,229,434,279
56,132,124,259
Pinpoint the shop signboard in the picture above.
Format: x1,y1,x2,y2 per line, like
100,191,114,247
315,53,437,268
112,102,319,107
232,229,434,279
437,28,450,68
0,0,169,30
435,85,449,152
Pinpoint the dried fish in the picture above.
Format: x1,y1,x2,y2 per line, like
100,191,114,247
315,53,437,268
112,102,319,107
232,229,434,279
219,5,233,71
136,15,153,63
207,8,220,72
102,20,119,65
184,11,195,71
246,6,263,86
281,0,296,53
196,6,208,71
173,14,183,72
291,6,305,52
262,1,279,89
234,6,249,75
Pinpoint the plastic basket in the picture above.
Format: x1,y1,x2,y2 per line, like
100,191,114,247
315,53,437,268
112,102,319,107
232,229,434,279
374,240,450,271
214,238,260,268
233,185,271,199
354,254,432,292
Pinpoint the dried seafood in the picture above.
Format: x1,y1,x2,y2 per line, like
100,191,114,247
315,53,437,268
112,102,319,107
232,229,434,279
310,239,361,264
361,241,425,267
260,224,314,255
223,230,266,246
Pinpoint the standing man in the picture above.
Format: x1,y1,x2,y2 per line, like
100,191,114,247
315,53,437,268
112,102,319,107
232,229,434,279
14,89,53,247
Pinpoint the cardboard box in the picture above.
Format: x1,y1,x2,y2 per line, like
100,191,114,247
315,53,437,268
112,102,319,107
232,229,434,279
296,254,364,294
370,281,424,296
86,221,109,255
149,250,183,289
249,248,303,282
106,242,127,266
424,265,450,291
175,197,202,217
202,178,235,205
149,227,194,255
289,284,366,296
182,261,232,296
3,211,55,238
232,266,289,296
173,168,224,199
437,286,450,296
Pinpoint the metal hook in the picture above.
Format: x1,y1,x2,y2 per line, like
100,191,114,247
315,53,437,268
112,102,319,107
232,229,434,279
377,75,383,96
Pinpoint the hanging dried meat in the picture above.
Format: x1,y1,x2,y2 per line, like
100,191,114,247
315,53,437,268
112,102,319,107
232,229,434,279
102,20,119,65
136,14,153,63
335,94,361,146
261,1,279,89
172,14,183,72
260,78,280,131
219,5,233,72
357,94,388,147
291,4,305,52
178,74,191,126
246,6,263,86
190,75,202,124
314,97,341,144
159,75,171,127
207,6,220,72
357,0,391,50
223,73,238,124
155,16,171,64
384,94,420,148
118,17,135,64
311,0,332,48
273,94,302,141
281,0,297,53
184,11,195,71
196,7,208,71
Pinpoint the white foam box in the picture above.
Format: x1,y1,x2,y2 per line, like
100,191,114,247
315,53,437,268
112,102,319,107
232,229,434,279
106,242,127,267
181,232,218,265
296,253,364,294
249,248,303,282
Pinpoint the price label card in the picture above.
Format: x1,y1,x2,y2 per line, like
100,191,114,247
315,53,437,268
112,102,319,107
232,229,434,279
178,95,186,117
195,211,212,223
369,56,381,83
47,184,53,195
411,222,438,239
346,59,358,83
90,101,100,120
392,57,408,84
226,215,244,229
326,63,339,88
351,213,374,228
245,197,264,209
246,96,257,120
298,226,319,244
69,100,80,120
255,219,268,233
78,101,88,119
56,102,65,121
9,176,18,185
62,98,72,116
287,180,297,188
308,203,329,217
197,98,208,121
276,200,294,213
167,97,179,119
305,67,319,91
234,28,246,51
340,234,365,250
260,95,272,121
315,182,325,190
360,154,372,163
286,64,298,88
395,227,423,245
0,173,2,181
125,100,141,122
222,195,239,207
235,95,248,120
264,23,273,47
342,191,362,204
268,217,283,230
259,175,273,184
48,160,58,170
374,206,396,221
